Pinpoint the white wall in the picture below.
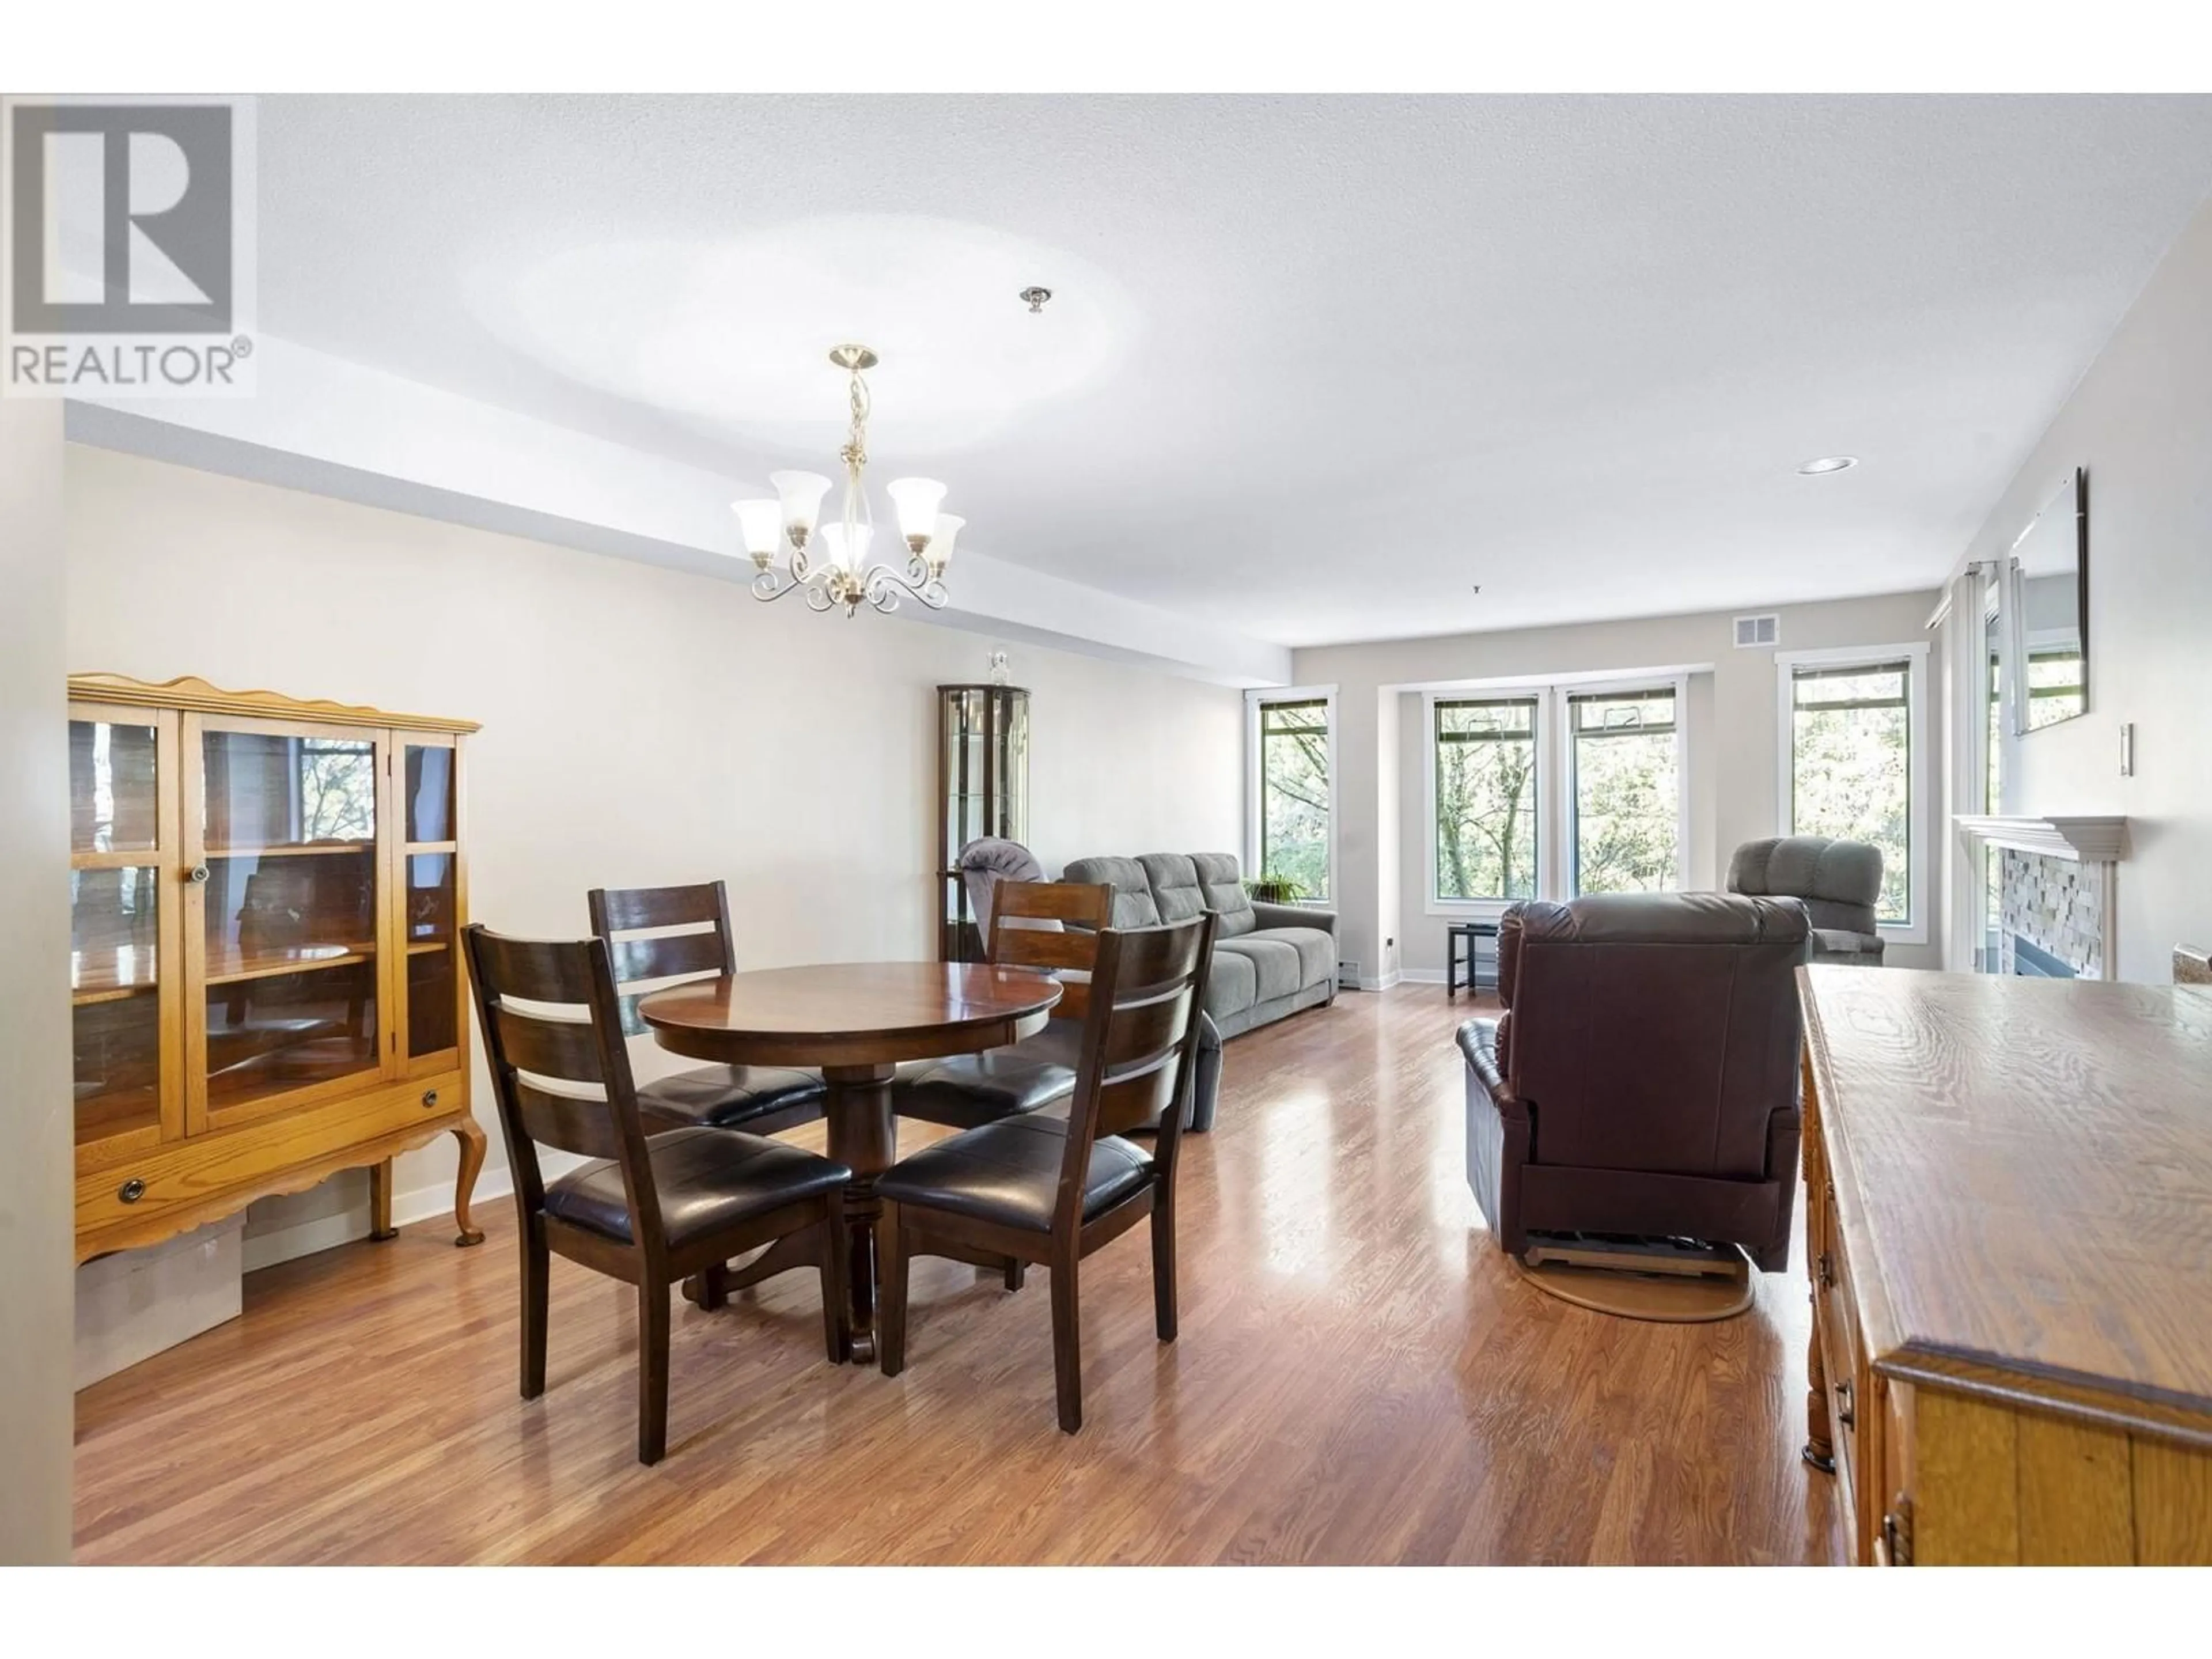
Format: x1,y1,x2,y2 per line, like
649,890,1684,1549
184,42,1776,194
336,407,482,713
1940,196,2212,984
1294,590,1942,981
64,445,1244,1255
1,399,75,1563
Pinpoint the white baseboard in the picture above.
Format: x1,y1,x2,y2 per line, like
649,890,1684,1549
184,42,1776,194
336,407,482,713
1397,968,1447,984
1350,970,1403,991
241,1155,582,1273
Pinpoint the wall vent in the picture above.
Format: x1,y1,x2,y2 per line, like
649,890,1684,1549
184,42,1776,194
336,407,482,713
1734,613,1780,648
1336,961,1363,991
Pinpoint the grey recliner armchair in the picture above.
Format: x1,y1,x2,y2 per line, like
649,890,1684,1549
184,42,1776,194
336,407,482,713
1727,835,1887,965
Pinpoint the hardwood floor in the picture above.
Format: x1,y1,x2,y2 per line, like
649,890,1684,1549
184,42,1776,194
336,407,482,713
73,983,1843,1565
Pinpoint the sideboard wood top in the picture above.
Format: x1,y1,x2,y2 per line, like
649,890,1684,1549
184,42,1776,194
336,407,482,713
1801,967,2212,1449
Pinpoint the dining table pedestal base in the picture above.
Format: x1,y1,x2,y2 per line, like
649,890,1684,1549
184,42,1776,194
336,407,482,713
823,1062,897,1362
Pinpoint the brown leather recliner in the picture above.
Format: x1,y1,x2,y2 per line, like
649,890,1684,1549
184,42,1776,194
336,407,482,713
1457,892,1810,1274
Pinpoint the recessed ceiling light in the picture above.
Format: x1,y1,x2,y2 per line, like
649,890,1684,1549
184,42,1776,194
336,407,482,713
1797,456,1859,475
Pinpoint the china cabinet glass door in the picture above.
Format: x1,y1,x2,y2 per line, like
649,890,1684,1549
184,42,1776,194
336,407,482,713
396,735,461,1073
70,704,184,1156
187,714,391,1128
937,684,1031,961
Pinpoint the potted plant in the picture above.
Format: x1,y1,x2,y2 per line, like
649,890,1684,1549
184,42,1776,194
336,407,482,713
1245,872,1309,905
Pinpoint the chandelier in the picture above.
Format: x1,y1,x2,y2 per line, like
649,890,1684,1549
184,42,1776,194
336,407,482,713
733,344,960,617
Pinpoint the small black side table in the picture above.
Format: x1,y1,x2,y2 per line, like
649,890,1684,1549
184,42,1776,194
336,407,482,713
1446,921,1500,997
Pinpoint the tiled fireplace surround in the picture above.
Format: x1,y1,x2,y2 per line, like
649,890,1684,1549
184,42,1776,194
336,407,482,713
1999,848,2108,979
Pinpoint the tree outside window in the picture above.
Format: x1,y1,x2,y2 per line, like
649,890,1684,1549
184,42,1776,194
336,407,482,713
1790,661,1911,923
1256,698,1330,899
297,737,377,842
2025,646,2085,730
1568,689,1679,894
1434,697,1539,901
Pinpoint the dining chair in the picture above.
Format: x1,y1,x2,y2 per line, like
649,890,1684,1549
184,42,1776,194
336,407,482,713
586,880,827,1136
874,911,1217,1433
461,923,853,1465
891,877,1112,1131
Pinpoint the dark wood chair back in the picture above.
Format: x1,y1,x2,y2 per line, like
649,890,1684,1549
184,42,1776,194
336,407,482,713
586,880,736,1037
988,878,1112,1022
461,923,662,1248
1056,912,1217,1229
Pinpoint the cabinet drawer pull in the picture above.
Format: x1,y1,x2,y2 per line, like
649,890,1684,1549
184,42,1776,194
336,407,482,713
1835,1377,1855,1428
421,1089,440,1109
1817,1251,1835,1288
118,1177,147,1204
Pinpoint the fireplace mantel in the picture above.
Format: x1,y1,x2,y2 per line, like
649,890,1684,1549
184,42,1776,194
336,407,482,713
1952,815,2130,863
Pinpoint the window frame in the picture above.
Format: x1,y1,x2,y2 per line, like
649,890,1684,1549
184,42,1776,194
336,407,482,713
1423,672,1690,918
1564,680,1691,900
1429,691,1547,908
1774,641,1931,946
1244,685,1337,907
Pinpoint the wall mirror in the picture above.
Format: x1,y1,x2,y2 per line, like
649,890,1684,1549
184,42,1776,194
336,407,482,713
2007,467,2089,734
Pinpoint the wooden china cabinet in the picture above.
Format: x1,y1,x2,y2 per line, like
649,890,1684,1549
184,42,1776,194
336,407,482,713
67,674,486,1263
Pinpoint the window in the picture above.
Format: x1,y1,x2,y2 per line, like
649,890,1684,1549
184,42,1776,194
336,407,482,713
1247,688,1334,902
1567,687,1680,895
1779,645,1929,935
2025,645,2086,729
1426,675,1687,911
1434,697,1540,901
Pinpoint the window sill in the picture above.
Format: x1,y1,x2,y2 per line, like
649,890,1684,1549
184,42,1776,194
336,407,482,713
1876,921,1929,948
1424,899,1522,921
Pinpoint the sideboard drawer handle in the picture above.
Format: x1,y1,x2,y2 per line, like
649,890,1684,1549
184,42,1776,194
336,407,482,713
1817,1251,1835,1288
1835,1378,1855,1428
118,1178,147,1204
421,1089,440,1109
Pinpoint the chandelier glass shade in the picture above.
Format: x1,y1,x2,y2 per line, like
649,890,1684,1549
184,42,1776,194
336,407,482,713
734,345,957,616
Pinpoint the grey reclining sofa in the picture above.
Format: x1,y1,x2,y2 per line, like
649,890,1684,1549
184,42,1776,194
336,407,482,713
1062,849,1339,1039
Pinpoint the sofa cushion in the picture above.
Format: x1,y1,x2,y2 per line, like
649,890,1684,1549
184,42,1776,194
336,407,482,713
1060,855,1161,927
1218,935,1302,1003
1202,944,1258,1019
1245,925,1335,989
1189,851,1256,937
1138,853,1205,923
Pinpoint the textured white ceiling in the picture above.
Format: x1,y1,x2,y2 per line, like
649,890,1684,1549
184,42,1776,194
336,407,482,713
257,94,2212,646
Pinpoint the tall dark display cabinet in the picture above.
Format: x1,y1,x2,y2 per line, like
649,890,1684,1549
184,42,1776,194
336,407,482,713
936,683,1031,961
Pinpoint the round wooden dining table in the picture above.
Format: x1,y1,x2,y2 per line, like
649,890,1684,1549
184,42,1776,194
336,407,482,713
637,961,1061,1359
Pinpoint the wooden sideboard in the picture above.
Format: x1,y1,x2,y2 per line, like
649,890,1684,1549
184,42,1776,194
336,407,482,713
69,674,485,1262
1800,967,2212,1565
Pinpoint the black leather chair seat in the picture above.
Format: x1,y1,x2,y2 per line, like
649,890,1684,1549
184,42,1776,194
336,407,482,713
543,1126,851,1249
892,1039,1078,1130
876,1114,1151,1233
637,1063,825,1130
